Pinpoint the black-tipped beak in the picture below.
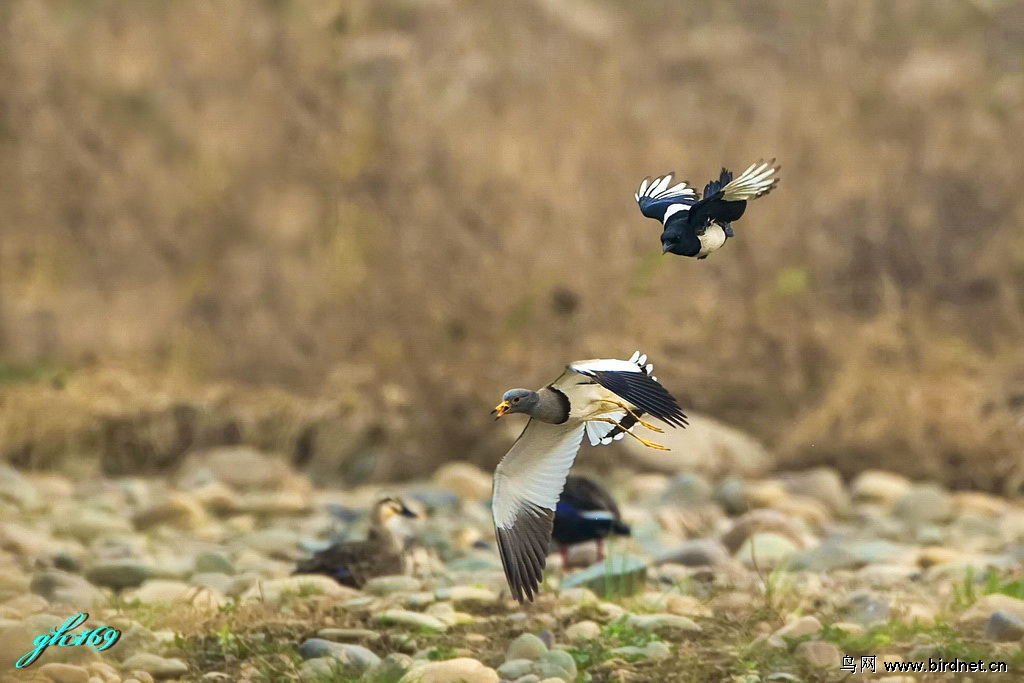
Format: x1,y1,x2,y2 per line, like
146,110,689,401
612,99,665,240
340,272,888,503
400,504,418,519
492,400,511,419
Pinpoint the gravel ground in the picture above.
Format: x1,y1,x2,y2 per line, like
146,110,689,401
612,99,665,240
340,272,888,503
2,447,1024,682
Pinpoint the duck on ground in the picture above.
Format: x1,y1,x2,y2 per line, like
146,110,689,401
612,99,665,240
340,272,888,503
294,496,417,589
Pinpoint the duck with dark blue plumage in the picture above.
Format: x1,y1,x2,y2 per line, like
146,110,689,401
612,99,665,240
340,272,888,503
552,475,630,568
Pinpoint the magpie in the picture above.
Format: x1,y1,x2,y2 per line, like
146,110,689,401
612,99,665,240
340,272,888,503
634,160,780,259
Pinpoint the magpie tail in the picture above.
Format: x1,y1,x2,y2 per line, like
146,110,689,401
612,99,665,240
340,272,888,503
720,159,780,202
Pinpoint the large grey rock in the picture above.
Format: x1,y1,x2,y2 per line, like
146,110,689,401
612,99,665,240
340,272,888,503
721,509,806,553
497,659,535,678
85,560,156,590
505,633,548,661
851,470,911,505
534,649,577,681
0,465,40,509
299,658,338,681
30,571,105,608
984,610,1024,641
766,616,822,648
370,653,414,681
565,620,601,641
846,540,916,566
297,639,380,672
364,575,421,596
120,653,188,679
559,556,647,598
618,413,772,477
437,585,499,606
239,575,358,603
55,510,133,542
795,641,841,668
399,658,499,683
844,592,891,626
660,473,713,505
714,477,749,515
780,467,850,514
611,641,672,660
38,663,90,683
177,446,307,493
103,621,160,661
316,628,381,643
193,551,235,575
236,528,301,558
894,485,953,525
433,462,492,501
960,593,1024,628
788,540,862,571
653,538,729,567
374,610,448,632
735,533,801,568
625,613,701,632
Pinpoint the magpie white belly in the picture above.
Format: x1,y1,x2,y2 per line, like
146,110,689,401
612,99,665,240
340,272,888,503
697,223,728,257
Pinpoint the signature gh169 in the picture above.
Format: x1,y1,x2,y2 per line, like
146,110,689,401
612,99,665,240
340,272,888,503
16,612,122,668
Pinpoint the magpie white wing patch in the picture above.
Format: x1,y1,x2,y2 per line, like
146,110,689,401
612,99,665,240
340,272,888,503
636,173,698,222
662,203,690,224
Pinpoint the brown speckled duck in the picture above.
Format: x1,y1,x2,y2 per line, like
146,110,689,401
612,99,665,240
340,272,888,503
294,497,417,588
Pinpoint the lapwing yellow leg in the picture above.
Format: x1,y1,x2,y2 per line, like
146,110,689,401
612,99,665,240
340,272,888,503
599,400,664,433
588,417,669,450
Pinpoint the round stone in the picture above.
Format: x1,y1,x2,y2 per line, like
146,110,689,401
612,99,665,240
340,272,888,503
374,610,449,632
505,633,548,661
38,663,90,683
120,653,188,679
795,641,841,668
399,658,499,683
497,659,535,679
565,620,601,641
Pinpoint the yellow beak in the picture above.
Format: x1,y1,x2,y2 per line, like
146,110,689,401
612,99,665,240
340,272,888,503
491,400,511,419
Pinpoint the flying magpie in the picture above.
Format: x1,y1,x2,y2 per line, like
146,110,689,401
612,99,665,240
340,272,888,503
634,160,780,259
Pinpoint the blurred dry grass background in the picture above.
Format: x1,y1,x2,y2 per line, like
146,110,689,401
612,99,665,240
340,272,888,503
1,0,1024,490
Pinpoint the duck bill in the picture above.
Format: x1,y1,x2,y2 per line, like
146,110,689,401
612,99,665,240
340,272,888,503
491,401,511,419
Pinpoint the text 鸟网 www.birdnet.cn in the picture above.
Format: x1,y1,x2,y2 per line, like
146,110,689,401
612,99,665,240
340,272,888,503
840,654,1009,674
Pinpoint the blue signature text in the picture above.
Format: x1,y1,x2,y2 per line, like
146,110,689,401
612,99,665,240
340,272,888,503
16,612,122,668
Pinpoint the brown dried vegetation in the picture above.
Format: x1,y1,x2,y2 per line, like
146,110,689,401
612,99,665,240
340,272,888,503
1,1,1024,489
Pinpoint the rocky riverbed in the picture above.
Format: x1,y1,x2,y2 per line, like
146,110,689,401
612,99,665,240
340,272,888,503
2,447,1024,682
